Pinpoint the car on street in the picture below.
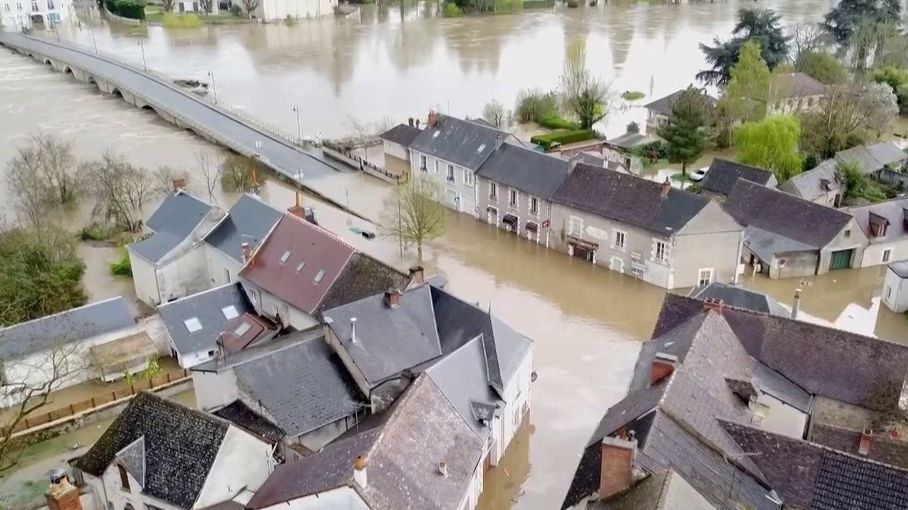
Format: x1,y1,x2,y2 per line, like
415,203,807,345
689,167,708,182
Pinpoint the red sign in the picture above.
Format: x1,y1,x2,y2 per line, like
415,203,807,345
542,219,551,228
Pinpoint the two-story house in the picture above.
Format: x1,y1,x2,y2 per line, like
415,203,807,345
848,197,908,268
475,143,569,246
550,164,744,289
409,112,514,214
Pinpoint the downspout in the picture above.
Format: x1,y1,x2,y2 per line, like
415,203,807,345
733,228,744,284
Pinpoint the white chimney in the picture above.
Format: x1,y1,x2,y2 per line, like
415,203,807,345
354,455,368,488
350,317,357,343
791,288,802,319
438,461,448,478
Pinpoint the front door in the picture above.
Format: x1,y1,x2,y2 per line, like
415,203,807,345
830,249,854,270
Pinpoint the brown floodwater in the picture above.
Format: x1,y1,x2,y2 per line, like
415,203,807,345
3,1,908,507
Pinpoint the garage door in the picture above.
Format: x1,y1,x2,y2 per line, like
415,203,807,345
830,249,854,270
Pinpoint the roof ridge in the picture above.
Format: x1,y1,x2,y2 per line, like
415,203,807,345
157,281,240,310
0,296,128,332
731,179,852,220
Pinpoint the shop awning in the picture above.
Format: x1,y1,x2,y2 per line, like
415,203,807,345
502,214,518,225
567,236,599,250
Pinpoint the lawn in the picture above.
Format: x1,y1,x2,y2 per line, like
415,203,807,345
144,5,249,24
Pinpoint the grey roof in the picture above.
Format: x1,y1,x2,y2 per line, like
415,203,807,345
380,123,421,147
212,400,285,444
725,179,852,249
316,252,412,313
847,197,908,244
554,164,710,235
890,260,908,278
606,132,659,150
233,333,363,437
476,143,569,200
157,283,252,358
744,226,817,262
688,282,788,316
409,114,507,170
116,437,146,487
778,159,841,202
644,89,717,117
204,194,283,264
590,469,714,510
74,392,232,508
772,72,826,98
702,158,776,197
130,191,213,264
0,297,134,360
836,142,905,175
722,420,908,510
867,142,907,166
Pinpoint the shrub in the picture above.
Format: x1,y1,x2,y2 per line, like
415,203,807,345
106,0,146,19
514,89,559,123
443,2,462,16
162,12,202,27
110,252,133,277
626,121,640,134
229,3,242,14
285,14,296,25
537,112,577,130
530,129,596,150
621,90,645,101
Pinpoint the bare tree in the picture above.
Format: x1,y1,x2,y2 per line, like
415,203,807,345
162,0,175,11
482,100,511,128
220,154,260,193
789,23,827,65
347,117,375,149
199,0,213,14
88,152,154,232
560,37,611,130
196,150,221,205
379,178,447,264
241,0,259,18
6,132,85,226
801,84,898,157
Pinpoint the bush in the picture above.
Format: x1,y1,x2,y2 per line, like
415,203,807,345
530,129,596,150
626,121,640,134
514,89,559,123
229,4,242,14
106,0,146,19
537,112,577,130
110,252,133,277
621,90,645,101
162,12,202,27
285,14,296,25
443,2,462,16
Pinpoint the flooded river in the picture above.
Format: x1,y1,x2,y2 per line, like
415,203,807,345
3,0,907,508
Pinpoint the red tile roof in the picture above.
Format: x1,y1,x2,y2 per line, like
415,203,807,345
240,216,355,315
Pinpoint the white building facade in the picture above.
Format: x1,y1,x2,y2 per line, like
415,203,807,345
1,0,71,30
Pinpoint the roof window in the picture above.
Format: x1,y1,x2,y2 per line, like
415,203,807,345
432,131,440,138
477,144,486,152
296,261,306,273
279,250,291,264
314,269,326,284
184,317,202,333
234,321,252,336
221,305,239,320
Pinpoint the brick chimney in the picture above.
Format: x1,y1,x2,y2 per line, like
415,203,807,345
660,177,671,199
859,428,872,455
353,455,368,488
599,436,637,500
241,241,251,263
384,289,401,309
703,298,723,314
650,352,677,386
428,109,438,128
46,469,81,510
288,190,305,219
172,177,186,193
409,266,425,286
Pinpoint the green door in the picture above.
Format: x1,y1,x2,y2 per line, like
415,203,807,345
830,249,854,270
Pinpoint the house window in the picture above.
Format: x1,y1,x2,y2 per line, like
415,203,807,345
31,1,37,10
207,350,215,358
117,464,130,492
883,248,893,263
16,2,21,9
697,268,714,287
569,216,583,235
446,164,455,184
434,160,439,173
47,0,53,8
886,286,893,300
419,155,427,171
508,188,518,207
529,196,540,216
613,230,626,250
654,240,668,263
489,182,498,200
844,229,851,239
463,169,474,186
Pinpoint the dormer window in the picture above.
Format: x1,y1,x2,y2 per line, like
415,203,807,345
869,212,890,238
117,464,130,492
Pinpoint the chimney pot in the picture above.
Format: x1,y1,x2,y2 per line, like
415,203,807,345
241,242,251,263
172,177,186,193
703,298,723,314
408,117,414,127
599,436,637,501
384,289,401,309
660,177,671,199
428,109,438,128
438,461,448,478
409,266,425,286
353,455,368,488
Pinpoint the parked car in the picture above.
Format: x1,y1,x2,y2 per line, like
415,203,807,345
689,167,708,182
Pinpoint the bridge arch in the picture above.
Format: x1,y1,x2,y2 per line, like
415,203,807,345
87,76,97,86
62,66,73,74
43,59,51,66
110,88,123,98
141,104,160,117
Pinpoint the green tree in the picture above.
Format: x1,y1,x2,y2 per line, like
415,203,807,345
220,154,261,193
721,40,772,123
560,37,610,129
800,83,898,158
733,115,803,182
840,160,887,202
871,65,908,112
380,178,447,264
795,51,848,84
658,86,713,175
698,8,790,85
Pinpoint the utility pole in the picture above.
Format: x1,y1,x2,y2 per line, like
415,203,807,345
137,41,147,71
292,105,301,144
208,70,217,104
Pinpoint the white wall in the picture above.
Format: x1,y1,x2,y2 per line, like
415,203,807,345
194,426,273,508
259,487,370,510
87,464,181,510
494,349,532,465
192,369,240,411
243,284,317,331
883,269,908,313
205,245,244,289
255,0,333,20
383,140,409,161
860,239,908,268
411,150,478,215
1,0,72,29
156,245,212,305
130,251,161,308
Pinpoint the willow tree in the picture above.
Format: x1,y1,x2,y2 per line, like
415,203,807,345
733,115,803,182
380,178,447,264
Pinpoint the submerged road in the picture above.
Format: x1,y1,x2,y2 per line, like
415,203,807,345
0,32,341,184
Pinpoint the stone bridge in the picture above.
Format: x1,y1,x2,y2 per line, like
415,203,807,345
0,32,342,191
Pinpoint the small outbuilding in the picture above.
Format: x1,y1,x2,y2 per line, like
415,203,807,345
883,260,908,313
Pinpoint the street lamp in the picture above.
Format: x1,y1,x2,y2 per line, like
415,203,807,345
291,105,301,144
88,21,98,54
207,70,217,104
137,41,147,71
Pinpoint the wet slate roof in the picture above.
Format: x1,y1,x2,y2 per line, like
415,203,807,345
688,282,788,317
157,283,253,359
380,123,421,147
0,297,134,360
409,114,507,170
204,194,283,264
317,252,411,313
476,143,569,200
644,88,717,117
130,191,213,264
702,158,776,197
553,164,710,235
116,437,146,487
778,159,841,202
725,179,852,249
74,392,230,508
212,400,285,444
847,197,908,244
836,142,906,175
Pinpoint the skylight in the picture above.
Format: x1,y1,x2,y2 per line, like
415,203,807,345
279,250,292,264
313,269,326,284
234,321,252,337
221,305,239,320
432,131,441,138
477,144,486,152
296,261,306,273
184,317,202,333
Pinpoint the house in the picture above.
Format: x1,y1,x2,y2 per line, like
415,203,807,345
848,197,908,267
836,142,908,176
74,392,273,510
0,297,159,408
688,282,789,317
699,158,777,199
191,329,363,454
562,293,908,509
550,165,744,289
1,0,71,28
379,123,421,177
643,88,716,132
769,72,826,114
322,282,533,468
475,143,569,245
238,214,410,331
241,0,334,20
409,112,513,214
778,159,844,207
883,260,908,313
129,189,224,307
600,132,660,175
725,179,866,278
204,194,284,289
245,374,486,510
158,282,277,368
583,469,713,510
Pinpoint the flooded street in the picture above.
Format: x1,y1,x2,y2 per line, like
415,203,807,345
2,0,908,507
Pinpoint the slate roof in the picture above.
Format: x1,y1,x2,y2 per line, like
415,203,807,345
204,194,283,264
553,164,710,235
589,469,713,510
476,143,569,200
212,400,285,444
868,142,907,166
74,392,231,508
837,142,906,175
380,123,421,147
409,114,507,170
778,159,841,202
157,283,253,359
890,260,908,278
317,252,411,313
248,375,484,510
701,158,776,197
644,89,717,117
722,420,908,510
233,332,363,437
743,226,817,262
724,179,852,249
772,72,826,98
847,197,908,244
240,215,355,315
606,132,659,150
130,191,213,264
688,282,788,316
0,297,134,360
